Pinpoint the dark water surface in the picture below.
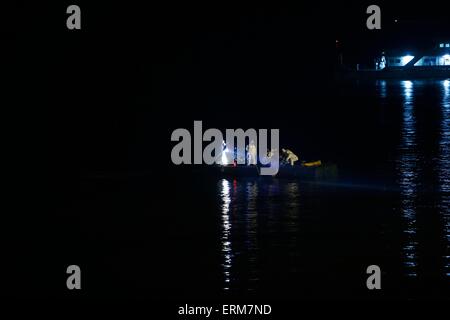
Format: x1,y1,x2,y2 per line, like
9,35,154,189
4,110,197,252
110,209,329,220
166,79,450,299
41,79,450,300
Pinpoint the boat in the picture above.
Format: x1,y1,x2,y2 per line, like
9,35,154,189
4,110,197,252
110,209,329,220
212,161,338,180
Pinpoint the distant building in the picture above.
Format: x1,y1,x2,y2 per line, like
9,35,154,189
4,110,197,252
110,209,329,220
382,41,450,69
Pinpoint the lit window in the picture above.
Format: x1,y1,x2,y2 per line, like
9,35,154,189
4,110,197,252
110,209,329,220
401,55,414,65
440,43,444,48
446,43,450,48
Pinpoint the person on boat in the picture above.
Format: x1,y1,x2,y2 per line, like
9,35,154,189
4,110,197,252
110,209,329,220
247,140,257,165
282,148,299,166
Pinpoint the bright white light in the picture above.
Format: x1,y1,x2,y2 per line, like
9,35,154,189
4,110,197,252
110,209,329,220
403,80,413,89
401,55,414,65
444,80,450,88
443,55,450,66
221,148,229,165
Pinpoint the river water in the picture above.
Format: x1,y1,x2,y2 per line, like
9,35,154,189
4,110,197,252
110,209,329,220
200,79,450,299
44,79,450,300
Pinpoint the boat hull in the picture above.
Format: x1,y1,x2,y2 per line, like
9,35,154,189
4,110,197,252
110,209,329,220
213,164,338,180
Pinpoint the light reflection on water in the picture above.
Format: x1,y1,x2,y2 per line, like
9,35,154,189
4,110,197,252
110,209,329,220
376,79,387,100
397,80,419,277
220,179,232,289
438,79,450,277
218,178,301,292
216,80,450,295
244,181,258,290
